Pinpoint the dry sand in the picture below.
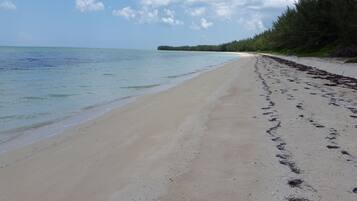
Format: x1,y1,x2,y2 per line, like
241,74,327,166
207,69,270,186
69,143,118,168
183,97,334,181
0,54,357,201
263,54,357,78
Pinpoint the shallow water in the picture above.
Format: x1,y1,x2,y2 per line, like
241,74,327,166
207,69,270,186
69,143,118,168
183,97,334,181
0,47,238,146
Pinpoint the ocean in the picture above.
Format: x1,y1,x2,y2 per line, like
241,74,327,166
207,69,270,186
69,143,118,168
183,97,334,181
0,47,238,151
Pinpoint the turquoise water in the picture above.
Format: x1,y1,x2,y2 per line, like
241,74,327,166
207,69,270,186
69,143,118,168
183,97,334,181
0,47,238,146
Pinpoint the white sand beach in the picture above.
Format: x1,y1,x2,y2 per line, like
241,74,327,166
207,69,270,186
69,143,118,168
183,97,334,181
1,54,357,201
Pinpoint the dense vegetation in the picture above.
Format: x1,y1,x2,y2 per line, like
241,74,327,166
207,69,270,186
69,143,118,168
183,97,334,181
158,0,357,57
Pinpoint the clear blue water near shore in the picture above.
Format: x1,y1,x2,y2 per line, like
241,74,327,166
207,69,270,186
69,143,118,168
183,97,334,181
0,47,238,150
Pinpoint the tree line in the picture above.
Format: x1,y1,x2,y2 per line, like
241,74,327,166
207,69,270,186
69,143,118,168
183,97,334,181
158,0,357,57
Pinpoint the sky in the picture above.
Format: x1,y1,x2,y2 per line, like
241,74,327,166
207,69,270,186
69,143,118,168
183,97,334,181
0,0,296,49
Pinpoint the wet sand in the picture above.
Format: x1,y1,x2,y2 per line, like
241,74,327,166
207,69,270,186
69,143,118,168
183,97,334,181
0,54,357,201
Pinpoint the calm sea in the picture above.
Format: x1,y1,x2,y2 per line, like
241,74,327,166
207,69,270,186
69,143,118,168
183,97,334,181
0,47,238,150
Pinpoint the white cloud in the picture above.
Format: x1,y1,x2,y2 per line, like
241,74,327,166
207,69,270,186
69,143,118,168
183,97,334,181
113,0,294,30
161,9,183,25
113,7,136,19
141,0,172,7
0,0,16,10
189,7,206,16
185,0,295,12
190,18,213,30
138,8,159,23
164,8,175,18
263,0,296,8
76,0,104,12
213,3,232,18
238,14,266,32
161,17,183,25
113,7,183,26
200,18,213,29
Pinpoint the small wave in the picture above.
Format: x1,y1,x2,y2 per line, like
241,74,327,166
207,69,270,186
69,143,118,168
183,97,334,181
48,94,77,98
26,58,39,62
121,84,161,90
0,115,17,120
82,95,134,111
82,105,97,110
22,96,47,100
165,69,203,79
0,112,51,121
0,119,58,145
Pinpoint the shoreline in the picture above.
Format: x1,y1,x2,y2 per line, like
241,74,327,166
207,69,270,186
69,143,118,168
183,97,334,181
0,56,239,154
1,54,356,201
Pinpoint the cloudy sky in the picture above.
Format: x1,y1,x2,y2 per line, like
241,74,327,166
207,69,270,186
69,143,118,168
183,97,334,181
0,0,295,49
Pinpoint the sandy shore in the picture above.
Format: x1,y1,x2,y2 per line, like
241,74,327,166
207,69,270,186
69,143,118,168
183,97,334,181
1,54,357,201
263,53,357,78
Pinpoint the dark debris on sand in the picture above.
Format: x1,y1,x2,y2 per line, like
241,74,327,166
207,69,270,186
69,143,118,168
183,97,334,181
288,179,304,188
353,187,357,193
327,145,340,149
263,55,357,91
286,196,311,201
